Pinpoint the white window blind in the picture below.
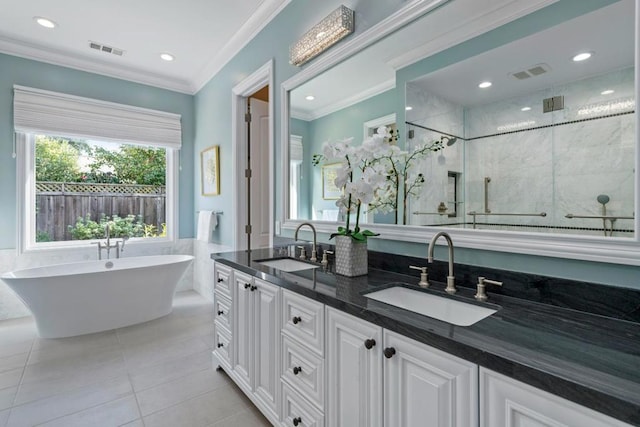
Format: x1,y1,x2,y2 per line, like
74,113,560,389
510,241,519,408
290,135,303,163
13,85,182,149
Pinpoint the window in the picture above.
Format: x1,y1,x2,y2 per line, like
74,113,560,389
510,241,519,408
14,86,181,252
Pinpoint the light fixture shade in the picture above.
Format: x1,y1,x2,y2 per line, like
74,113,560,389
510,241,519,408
290,5,354,66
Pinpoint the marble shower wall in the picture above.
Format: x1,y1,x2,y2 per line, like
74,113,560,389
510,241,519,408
407,67,635,235
406,83,464,226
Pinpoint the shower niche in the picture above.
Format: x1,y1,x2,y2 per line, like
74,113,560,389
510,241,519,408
405,2,635,237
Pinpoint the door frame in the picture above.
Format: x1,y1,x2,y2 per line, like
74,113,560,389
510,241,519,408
231,59,274,250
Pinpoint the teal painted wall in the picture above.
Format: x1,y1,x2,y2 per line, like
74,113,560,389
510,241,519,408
193,0,407,246
0,53,195,248
302,89,397,219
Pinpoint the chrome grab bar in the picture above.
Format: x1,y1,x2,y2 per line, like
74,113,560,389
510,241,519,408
467,211,547,229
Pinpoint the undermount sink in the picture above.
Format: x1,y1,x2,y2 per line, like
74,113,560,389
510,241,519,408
256,258,319,272
364,286,497,326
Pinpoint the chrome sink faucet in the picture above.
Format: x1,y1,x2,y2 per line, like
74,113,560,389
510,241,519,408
93,223,128,260
294,222,318,262
427,231,456,294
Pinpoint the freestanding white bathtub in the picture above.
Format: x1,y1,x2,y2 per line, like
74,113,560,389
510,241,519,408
1,254,194,338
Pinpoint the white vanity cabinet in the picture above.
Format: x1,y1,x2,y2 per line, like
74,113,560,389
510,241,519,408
233,271,281,422
326,307,383,427
326,308,478,427
480,368,633,427
213,262,233,370
212,262,281,425
214,262,631,427
280,289,326,427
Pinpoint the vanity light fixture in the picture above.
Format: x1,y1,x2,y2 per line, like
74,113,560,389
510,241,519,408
160,53,175,62
305,95,315,101
478,81,492,89
34,17,56,29
521,107,531,111
289,5,354,66
572,52,592,62
601,89,614,95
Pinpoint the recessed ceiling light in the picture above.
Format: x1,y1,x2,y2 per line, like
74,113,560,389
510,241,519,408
160,53,174,61
521,107,531,112
305,95,315,101
478,81,492,89
405,106,413,111
601,89,614,95
572,52,592,62
34,17,56,28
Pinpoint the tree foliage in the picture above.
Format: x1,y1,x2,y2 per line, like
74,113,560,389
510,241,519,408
89,145,166,185
35,137,81,182
35,136,166,185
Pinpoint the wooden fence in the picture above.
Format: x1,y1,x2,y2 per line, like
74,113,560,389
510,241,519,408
36,182,166,241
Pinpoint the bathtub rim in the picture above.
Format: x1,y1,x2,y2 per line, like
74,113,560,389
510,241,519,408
1,254,194,280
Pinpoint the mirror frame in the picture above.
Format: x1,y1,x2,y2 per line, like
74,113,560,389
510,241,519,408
280,0,640,266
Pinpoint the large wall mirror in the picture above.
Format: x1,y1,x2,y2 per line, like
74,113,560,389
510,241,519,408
281,0,639,264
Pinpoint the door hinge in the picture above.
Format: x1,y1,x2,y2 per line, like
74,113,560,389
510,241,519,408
245,112,252,123
245,168,252,178
245,225,252,234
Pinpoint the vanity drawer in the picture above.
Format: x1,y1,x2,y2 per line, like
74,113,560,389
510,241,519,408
213,262,232,299
281,289,324,356
213,292,232,331
281,335,324,411
281,381,324,427
213,323,232,370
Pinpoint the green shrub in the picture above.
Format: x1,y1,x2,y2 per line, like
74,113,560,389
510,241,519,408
68,214,163,240
36,230,52,242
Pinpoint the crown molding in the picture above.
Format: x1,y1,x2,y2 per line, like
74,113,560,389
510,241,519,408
192,0,292,92
387,0,559,70
0,33,194,94
292,79,395,122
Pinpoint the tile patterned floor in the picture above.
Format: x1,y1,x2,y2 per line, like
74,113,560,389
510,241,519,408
0,291,271,427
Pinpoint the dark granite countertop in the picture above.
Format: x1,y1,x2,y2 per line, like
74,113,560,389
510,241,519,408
211,247,640,425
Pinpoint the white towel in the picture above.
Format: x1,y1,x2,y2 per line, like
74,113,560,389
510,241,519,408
197,211,217,242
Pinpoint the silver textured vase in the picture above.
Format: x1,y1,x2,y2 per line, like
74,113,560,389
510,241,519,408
334,235,368,277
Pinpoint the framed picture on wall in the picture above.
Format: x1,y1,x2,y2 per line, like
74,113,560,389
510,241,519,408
201,145,220,196
322,163,343,200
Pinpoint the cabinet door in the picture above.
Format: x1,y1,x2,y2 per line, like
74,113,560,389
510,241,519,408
232,269,254,391
253,278,280,421
326,307,382,427
383,330,478,427
480,368,632,427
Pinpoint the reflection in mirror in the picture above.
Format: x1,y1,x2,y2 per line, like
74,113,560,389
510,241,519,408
288,0,636,239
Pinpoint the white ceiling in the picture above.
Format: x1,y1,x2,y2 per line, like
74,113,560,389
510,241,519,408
0,0,291,94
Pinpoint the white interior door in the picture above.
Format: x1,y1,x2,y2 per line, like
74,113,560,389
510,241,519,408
250,97,270,249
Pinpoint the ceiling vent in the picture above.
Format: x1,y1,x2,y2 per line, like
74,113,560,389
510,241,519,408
509,63,551,80
89,41,124,57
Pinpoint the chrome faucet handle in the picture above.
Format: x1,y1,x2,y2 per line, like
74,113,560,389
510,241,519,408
321,250,333,268
474,276,503,301
409,265,429,288
297,246,307,260
120,236,129,252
